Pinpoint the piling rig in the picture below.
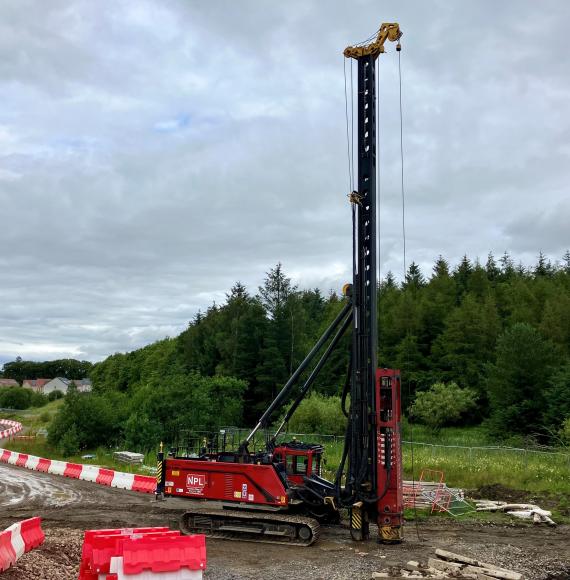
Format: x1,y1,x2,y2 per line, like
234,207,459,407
156,22,404,546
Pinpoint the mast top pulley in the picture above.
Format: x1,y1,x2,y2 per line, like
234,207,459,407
344,22,402,60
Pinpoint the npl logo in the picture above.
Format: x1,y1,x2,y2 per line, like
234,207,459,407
186,473,206,489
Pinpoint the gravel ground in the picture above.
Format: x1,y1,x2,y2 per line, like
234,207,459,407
1,462,569,579
2,528,82,580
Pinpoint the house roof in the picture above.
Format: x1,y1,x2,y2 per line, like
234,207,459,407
73,378,92,386
22,378,51,387
0,378,19,387
52,377,71,385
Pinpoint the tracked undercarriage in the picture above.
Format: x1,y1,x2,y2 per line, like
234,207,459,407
180,508,320,546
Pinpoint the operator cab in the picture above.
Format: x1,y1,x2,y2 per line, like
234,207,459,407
273,441,323,487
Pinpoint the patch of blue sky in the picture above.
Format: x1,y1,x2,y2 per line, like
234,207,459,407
153,114,190,132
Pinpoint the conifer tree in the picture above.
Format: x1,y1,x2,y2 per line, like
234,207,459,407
485,252,500,282
453,255,473,300
563,250,570,274
499,251,515,279
403,262,426,291
534,251,553,277
487,323,555,438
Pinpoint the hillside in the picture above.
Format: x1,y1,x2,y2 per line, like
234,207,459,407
30,253,570,453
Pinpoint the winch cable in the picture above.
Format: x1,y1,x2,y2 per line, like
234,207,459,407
343,58,353,194
398,46,422,543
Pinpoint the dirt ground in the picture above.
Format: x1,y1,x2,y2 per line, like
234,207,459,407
1,462,569,579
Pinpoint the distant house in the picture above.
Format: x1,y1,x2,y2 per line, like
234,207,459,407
43,377,72,395
0,378,19,388
22,378,51,393
73,378,92,393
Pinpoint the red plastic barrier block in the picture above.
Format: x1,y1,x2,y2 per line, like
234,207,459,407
122,534,207,574
19,517,45,552
96,468,115,486
132,475,156,494
15,454,28,468
64,462,83,479
80,527,171,577
36,458,51,472
0,450,11,463
0,529,16,572
85,531,179,575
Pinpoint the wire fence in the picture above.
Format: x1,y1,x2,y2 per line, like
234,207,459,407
265,431,570,468
163,427,570,482
273,432,569,453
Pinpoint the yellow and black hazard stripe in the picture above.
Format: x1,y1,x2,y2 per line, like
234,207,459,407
380,525,403,543
155,445,166,496
156,458,163,485
351,505,362,530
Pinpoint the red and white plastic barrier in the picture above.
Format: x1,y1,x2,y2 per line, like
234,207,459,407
0,420,22,440
79,527,206,579
0,448,156,495
0,517,45,572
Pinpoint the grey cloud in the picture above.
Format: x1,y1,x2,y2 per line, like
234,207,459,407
1,0,569,363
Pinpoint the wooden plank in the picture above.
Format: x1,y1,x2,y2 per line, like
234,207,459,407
435,549,522,579
461,565,522,580
428,557,463,573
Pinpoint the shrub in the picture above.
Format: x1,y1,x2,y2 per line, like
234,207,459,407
410,382,477,432
30,391,48,408
285,393,347,435
59,425,80,456
48,391,128,450
48,390,64,402
39,411,51,424
0,387,32,409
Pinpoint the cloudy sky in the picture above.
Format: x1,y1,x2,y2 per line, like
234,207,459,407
1,1,569,363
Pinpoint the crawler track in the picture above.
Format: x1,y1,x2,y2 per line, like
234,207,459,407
180,508,320,546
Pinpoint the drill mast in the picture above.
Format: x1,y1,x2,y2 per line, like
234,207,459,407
344,23,403,542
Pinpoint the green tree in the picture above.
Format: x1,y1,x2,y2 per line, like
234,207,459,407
453,255,473,299
534,251,553,278
431,294,499,397
486,323,556,438
286,393,347,435
48,391,128,450
421,256,456,348
254,334,288,414
0,387,32,409
563,250,570,275
499,251,515,280
485,252,500,283
59,425,80,456
403,262,426,292
543,363,570,436
1,358,92,384
468,262,491,300
258,263,296,319
411,382,478,432
539,294,570,355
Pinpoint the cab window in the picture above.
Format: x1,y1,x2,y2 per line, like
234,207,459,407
285,454,309,475
311,454,321,476
295,455,308,474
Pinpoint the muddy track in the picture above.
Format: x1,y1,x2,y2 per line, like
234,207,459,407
0,462,568,579
0,463,81,508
